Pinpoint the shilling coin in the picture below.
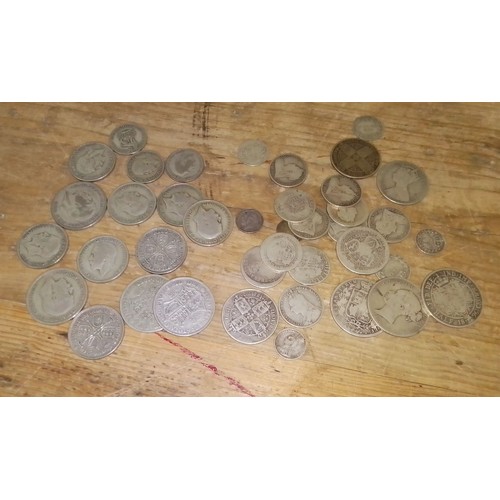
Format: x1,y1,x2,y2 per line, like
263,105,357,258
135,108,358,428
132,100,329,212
77,235,129,283
157,184,204,227
222,289,279,345
51,182,107,230
260,233,303,272
367,206,411,243
421,269,482,328
240,246,286,289
289,245,330,285
236,209,264,233
375,254,411,280
136,227,188,274
126,150,164,183
327,196,369,227
275,328,307,359
276,219,302,240
367,278,428,337
269,153,308,187
68,142,116,181
416,228,445,254
109,123,147,155
165,148,205,183
352,115,384,141
320,175,362,207
68,305,124,360
26,268,88,325
288,207,329,240
327,219,349,242
17,223,69,269
279,285,323,328
107,183,157,225
330,138,381,178
274,189,316,222
330,278,382,337
237,139,268,166
154,277,215,336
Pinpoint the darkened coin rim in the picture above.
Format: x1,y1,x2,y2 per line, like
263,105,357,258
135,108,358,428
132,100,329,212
236,209,264,233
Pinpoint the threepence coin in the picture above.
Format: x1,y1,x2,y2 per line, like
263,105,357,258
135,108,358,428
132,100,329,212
289,245,330,285
109,123,147,155
260,233,303,272
126,150,164,183
236,209,264,233
288,207,329,240
353,115,384,141
375,254,411,280
274,189,315,222
416,228,445,254
157,184,204,227
240,246,286,289
275,328,307,359
320,175,362,207
326,196,369,227
68,142,116,181
269,153,308,187
165,148,205,182
279,285,323,328
107,183,157,225
330,138,381,178
367,206,411,243
237,139,268,166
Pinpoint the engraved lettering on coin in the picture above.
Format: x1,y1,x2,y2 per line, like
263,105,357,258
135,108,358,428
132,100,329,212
68,142,116,181
367,207,411,243
240,246,286,288
237,139,268,166
326,197,369,227
165,148,205,183
274,189,315,222
236,209,264,233
375,254,411,280
157,184,204,227
330,138,381,178
288,207,329,240
353,115,384,141
321,175,362,207
279,285,323,328
260,233,303,272
183,200,233,246
416,228,445,254
109,123,147,155
275,328,307,359
289,245,330,285
127,150,164,183
269,153,308,187
107,183,156,225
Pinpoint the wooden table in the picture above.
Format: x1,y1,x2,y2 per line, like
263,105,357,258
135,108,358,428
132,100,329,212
1,102,499,396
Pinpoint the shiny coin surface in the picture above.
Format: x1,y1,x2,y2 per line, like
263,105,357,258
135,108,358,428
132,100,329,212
353,115,384,141
269,153,308,187
421,269,482,328
77,235,129,283
68,142,116,181
367,278,428,337
327,219,349,242
330,278,382,337
26,268,88,325
376,161,429,205
289,245,330,285
288,207,329,240
17,223,69,269
68,305,124,360
107,183,156,225
279,285,323,328
320,175,362,207
51,182,107,230
236,209,264,233
276,219,302,240
331,138,381,178
240,246,286,289
222,289,279,344
237,139,268,166
275,328,307,359
165,148,205,182
154,277,215,336
274,189,315,222
260,233,303,272
109,123,147,155
327,196,369,227
157,184,204,227
367,206,411,243
126,150,164,183
416,228,445,254
375,254,411,280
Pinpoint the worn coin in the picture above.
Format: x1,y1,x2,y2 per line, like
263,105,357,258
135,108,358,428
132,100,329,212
327,196,369,227
107,183,157,225
165,148,205,182
275,328,307,359
330,138,381,178
269,153,308,187
68,142,116,181
260,233,303,272
416,228,445,254
327,219,348,242
109,123,147,155
237,139,268,166
375,254,411,280
320,175,362,207
367,206,411,243
274,189,315,222
279,285,323,328
276,219,302,240
240,246,286,289
289,245,330,285
236,209,264,233
126,150,164,183
157,184,204,227
288,207,329,240
353,115,384,141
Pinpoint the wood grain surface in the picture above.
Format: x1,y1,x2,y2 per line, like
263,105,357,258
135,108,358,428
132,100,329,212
1,102,499,397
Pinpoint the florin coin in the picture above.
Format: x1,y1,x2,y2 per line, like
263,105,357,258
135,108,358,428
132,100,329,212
375,255,411,280
269,153,308,187
276,219,302,240
107,183,157,225
327,220,348,242
288,207,329,240
327,196,369,227
416,228,445,254
367,206,411,243
260,233,303,272
275,328,307,359
352,116,384,141
320,175,362,207
165,148,205,183
109,123,147,155
157,184,204,227
289,245,330,285
237,139,268,166
274,189,315,222
279,285,323,328
240,246,286,289
68,142,116,181
126,150,164,183
236,209,264,233
330,138,381,178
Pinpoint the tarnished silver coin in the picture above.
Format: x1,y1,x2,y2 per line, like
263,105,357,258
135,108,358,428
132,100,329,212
275,328,307,359
109,123,147,155
236,209,264,233
353,115,384,141
17,223,69,269
240,246,286,289
222,289,279,344
26,268,88,325
107,183,157,225
320,175,362,207
277,219,302,240
336,226,390,275
279,285,323,328
376,161,429,205
77,235,129,283
120,275,168,333
375,254,411,280
269,153,308,187
126,150,164,183
183,200,234,246
237,139,268,166
326,196,369,227
154,277,215,336
330,138,381,179
288,207,329,240
289,245,330,285
165,148,205,183
68,142,116,181
260,233,303,272
421,269,482,328
68,305,124,360
330,278,382,337
416,228,445,254
51,182,107,230
327,219,348,242
136,227,187,274
367,206,411,243
274,189,315,222
367,278,428,337
157,184,204,227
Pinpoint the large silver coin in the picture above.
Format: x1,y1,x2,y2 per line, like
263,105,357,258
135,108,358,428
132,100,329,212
68,142,116,181
136,227,187,274
107,183,157,225
279,285,323,328
51,182,107,230
77,235,129,283
17,223,69,269
237,139,268,166
26,268,88,325
269,153,308,187
109,123,147,155
222,289,279,344
126,150,164,183
421,269,482,328
260,233,303,272
367,206,411,243
352,115,384,141
320,175,362,207
165,148,205,183
275,328,307,359
68,305,124,360
416,228,445,254
120,275,168,333
330,278,382,337
375,254,411,280
367,278,428,337
330,138,381,178
288,207,329,240
289,245,330,285
240,246,286,289
183,200,233,246
274,189,315,222
157,184,204,227
336,226,390,275
326,196,369,227
154,277,215,336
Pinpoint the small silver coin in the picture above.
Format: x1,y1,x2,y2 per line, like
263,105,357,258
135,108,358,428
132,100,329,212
154,277,215,336
330,138,381,179
165,148,205,183
126,150,164,183
157,184,204,227
68,142,116,181
240,246,286,289
421,269,482,328
367,206,411,243
353,115,384,141
274,189,316,222
51,182,107,230
236,209,264,233
77,235,129,283
276,220,302,240
269,153,308,187
326,196,369,227
288,207,329,240
260,233,303,272
136,227,188,274
275,328,307,359
237,139,268,166
289,245,330,285
17,223,69,269
327,220,349,242
375,254,411,280
26,268,88,325
109,123,147,155
68,305,124,360
416,228,445,254
320,175,362,207
107,183,157,225
222,289,279,344
279,285,323,328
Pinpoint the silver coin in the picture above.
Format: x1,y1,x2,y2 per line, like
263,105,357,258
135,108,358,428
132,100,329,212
367,278,428,337
109,123,147,155
120,275,168,333
327,220,349,242
68,142,116,181
222,289,279,344
77,235,129,283
17,223,69,269
157,184,204,227
274,189,316,222
421,269,482,328
367,206,411,243
107,183,157,225
276,219,302,240
330,278,382,337
275,328,307,359
51,182,107,230
165,148,205,183
68,305,124,360
237,139,268,166
336,227,390,275
326,196,369,227
136,227,187,274
240,246,286,289
269,153,308,187
289,245,330,285
279,285,323,328
154,277,215,336
320,175,362,207
376,161,429,205
416,228,445,254
126,150,164,183
183,200,233,246
375,254,411,280
26,268,88,325
288,207,329,240
236,209,264,233
353,115,384,141
260,233,303,272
